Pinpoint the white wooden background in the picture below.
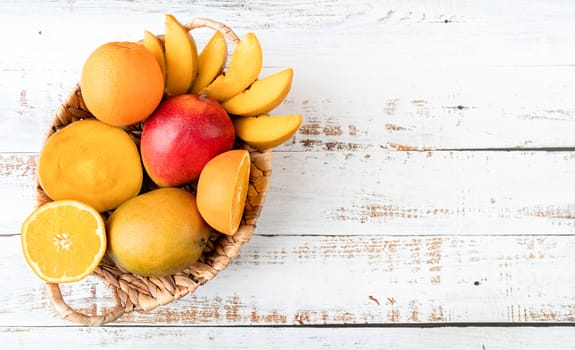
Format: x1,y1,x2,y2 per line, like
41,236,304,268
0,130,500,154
2,0,575,348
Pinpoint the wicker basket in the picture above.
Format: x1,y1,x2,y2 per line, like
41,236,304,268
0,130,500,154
38,18,272,326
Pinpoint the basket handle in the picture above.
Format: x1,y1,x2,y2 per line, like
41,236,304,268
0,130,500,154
185,17,241,45
46,282,125,326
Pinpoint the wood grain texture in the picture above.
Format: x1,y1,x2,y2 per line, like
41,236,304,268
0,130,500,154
2,151,575,236
2,326,575,350
1,1,575,152
2,234,575,326
2,0,575,346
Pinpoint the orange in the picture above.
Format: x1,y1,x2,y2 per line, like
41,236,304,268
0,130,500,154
196,150,251,235
37,119,143,213
21,200,106,283
107,188,212,277
81,41,164,126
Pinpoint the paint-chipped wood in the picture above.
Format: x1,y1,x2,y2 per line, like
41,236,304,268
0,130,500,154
2,0,575,346
3,327,575,350
4,151,575,236
3,234,575,326
6,63,575,153
2,2,575,152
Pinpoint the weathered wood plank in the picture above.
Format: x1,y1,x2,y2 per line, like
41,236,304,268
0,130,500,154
2,151,575,236
3,0,575,345
261,150,575,235
6,63,575,153
2,234,575,326
2,326,575,350
2,1,575,152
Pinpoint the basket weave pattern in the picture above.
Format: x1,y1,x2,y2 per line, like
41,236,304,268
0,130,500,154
37,19,272,326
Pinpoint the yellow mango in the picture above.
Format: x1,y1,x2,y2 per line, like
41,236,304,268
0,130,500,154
143,30,166,81
234,114,302,150
200,32,262,101
222,68,293,116
164,14,198,96
190,31,227,94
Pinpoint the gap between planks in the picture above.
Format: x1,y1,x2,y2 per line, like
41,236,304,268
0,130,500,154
2,322,575,329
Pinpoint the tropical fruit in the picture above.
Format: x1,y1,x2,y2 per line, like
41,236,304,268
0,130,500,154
140,94,235,187
25,14,302,292
107,188,212,277
234,114,303,150
21,200,107,283
199,32,263,101
37,119,143,212
143,17,301,148
164,14,199,96
190,31,227,93
143,30,166,79
196,150,251,235
222,68,294,116
81,41,164,126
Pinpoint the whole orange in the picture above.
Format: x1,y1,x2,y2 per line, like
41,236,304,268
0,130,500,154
81,41,164,126
37,119,143,213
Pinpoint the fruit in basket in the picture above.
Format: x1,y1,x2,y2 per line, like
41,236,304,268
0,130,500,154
21,15,289,327
81,41,164,127
234,114,302,150
222,68,294,116
200,32,263,101
37,119,143,212
107,188,211,277
21,200,106,283
197,150,251,235
190,31,228,93
141,94,235,187
143,30,166,79
164,14,199,96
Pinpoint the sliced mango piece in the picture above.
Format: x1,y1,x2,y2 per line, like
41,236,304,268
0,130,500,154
222,68,293,116
143,30,166,81
190,31,228,94
200,32,262,101
234,114,302,149
165,14,198,96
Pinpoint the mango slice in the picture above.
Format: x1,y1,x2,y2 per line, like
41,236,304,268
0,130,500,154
164,14,198,96
233,114,302,149
200,32,262,101
190,31,228,94
222,68,293,116
143,30,166,81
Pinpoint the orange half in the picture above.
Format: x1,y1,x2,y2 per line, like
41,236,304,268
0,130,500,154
21,200,106,283
196,150,251,235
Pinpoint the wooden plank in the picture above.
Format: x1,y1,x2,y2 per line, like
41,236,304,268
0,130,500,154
283,64,575,152
3,234,575,326
3,0,575,57
2,326,575,350
3,0,575,345
5,63,575,153
261,150,575,235
2,151,575,236
2,1,575,152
